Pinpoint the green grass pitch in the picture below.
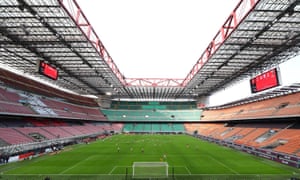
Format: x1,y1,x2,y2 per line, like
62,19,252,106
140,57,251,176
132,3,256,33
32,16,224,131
0,134,299,180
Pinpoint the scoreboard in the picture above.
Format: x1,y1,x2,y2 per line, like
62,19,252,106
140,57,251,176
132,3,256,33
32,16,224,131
250,68,280,93
38,61,58,80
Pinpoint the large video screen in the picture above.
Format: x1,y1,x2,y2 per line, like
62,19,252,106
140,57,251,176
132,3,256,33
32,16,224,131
250,68,280,93
38,61,58,80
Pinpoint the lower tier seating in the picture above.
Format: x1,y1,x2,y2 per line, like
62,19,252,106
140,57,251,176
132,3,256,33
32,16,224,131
185,122,300,155
0,119,123,147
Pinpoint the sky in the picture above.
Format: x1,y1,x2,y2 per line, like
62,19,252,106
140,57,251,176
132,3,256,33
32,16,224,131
76,0,240,79
208,56,300,106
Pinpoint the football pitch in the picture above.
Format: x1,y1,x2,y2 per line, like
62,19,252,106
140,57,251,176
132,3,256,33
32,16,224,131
0,134,299,180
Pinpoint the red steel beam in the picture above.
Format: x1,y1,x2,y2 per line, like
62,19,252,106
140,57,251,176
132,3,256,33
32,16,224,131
58,0,126,85
181,0,261,87
59,0,260,88
125,78,184,87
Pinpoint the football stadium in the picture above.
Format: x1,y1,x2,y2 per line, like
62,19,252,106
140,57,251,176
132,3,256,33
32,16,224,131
0,0,300,179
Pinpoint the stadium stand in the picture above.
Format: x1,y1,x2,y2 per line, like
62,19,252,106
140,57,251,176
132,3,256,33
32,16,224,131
201,92,300,121
0,84,107,120
186,121,300,156
183,92,300,168
102,109,201,122
0,69,98,107
0,117,123,148
0,88,21,102
110,101,197,110
0,128,34,145
103,101,201,122
0,82,124,158
0,0,299,174
186,121,300,154
15,127,56,141
0,87,36,115
0,101,35,115
102,101,197,133
123,123,185,133
41,98,106,120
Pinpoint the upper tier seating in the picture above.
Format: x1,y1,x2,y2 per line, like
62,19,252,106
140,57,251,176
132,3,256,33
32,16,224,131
201,92,300,121
0,87,36,115
0,83,106,121
42,98,106,121
0,88,21,102
0,68,98,107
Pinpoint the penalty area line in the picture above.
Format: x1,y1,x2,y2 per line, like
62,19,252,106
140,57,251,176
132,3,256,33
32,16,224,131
109,166,117,175
171,166,191,175
207,155,239,174
185,166,192,175
59,156,95,174
108,166,131,175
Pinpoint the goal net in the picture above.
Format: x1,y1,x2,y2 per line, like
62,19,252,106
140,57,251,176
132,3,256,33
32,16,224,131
132,162,169,178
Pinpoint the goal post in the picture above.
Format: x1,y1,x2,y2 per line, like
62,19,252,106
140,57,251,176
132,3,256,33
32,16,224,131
132,162,169,178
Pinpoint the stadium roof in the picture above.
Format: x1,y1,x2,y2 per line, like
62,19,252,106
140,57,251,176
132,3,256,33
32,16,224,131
0,0,299,101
